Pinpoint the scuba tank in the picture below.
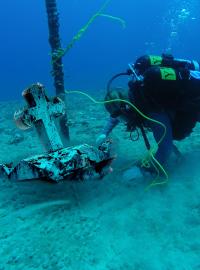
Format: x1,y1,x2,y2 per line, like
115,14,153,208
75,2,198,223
106,57,198,111
143,65,188,84
138,65,200,112
134,54,200,75
106,55,200,148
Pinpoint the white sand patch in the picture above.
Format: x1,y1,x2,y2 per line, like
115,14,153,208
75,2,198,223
0,98,200,269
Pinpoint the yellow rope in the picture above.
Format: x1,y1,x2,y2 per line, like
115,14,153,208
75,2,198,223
52,0,126,63
99,14,126,28
65,90,169,188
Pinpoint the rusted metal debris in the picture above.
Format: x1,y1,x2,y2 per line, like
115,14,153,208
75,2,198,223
14,83,65,151
0,83,114,182
0,141,113,182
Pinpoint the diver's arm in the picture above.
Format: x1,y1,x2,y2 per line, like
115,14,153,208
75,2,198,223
96,116,120,145
102,116,120,136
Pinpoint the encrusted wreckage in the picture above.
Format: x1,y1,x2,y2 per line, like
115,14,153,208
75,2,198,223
0,143,113,182
0,83,113,182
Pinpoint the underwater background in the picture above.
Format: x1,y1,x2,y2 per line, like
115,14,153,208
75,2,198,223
1,0,200,100
1,0,200,269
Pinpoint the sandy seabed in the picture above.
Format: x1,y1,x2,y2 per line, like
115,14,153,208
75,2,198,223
0,92,200,270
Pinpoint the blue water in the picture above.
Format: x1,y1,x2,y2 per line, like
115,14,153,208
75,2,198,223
0,0,199,100
1,2,200,269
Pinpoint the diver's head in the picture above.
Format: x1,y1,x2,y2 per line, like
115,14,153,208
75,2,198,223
134,55,151,75
104,88,132,119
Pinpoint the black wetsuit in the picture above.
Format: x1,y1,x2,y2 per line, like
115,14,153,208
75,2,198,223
129,67,200,142
102,66,200,167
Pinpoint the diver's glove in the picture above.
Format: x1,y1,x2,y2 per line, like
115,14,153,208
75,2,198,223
123,164,155,182
96,134,107,146
123,166,144,181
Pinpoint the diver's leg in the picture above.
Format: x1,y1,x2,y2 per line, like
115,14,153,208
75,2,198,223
149,112,173,166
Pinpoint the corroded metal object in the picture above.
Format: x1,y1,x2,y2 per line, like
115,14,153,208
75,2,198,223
14,83,65,151
1,83,114,183
0,142,113,182
0,164,12,178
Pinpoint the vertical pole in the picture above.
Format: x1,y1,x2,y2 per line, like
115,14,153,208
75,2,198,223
45,0,69,142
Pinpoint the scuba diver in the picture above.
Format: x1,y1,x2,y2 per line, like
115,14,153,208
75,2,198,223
96,54,200,181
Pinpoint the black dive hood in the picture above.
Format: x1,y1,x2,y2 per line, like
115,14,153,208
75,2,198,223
106,64,141,93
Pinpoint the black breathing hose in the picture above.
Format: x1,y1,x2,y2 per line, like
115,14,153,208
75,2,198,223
106,72,130,93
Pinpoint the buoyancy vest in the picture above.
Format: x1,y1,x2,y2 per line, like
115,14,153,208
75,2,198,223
130,66,200,112
129,66,200,140
134,54,200,75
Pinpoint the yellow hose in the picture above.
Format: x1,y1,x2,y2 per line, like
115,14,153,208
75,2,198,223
65,90,169,188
